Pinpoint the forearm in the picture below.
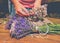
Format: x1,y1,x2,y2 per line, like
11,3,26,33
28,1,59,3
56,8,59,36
11,0,22,7
34,0,42,7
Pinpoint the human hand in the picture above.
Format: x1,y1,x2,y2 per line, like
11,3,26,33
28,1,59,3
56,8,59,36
33,0,41,11
14,3,29,16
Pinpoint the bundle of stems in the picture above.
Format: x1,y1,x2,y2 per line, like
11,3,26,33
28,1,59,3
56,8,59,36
34,24,60,34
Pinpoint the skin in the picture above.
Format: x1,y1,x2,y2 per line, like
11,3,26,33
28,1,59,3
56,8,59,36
11,0,42,16
33,0,42,10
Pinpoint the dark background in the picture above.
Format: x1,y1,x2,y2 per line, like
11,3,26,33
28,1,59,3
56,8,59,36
0,0,8,12
0,0,8,18
47,1,60,18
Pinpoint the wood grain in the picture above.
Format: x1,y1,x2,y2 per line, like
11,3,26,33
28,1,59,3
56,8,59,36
0,18,60,43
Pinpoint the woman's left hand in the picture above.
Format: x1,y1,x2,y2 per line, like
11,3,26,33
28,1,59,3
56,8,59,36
33,0,42,11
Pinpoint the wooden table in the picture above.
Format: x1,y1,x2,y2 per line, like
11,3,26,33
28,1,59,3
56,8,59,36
0,18,60,43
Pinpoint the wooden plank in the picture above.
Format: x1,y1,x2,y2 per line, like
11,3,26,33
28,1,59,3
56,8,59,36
0,18,60,43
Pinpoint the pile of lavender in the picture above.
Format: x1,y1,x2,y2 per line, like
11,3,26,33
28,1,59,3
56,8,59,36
6,15,33,39
6,5,53,39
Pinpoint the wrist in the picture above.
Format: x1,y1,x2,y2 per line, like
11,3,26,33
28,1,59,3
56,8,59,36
11,0,22,7
34,0,41,7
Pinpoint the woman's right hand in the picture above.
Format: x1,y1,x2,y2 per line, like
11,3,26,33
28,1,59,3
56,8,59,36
12,0,29,16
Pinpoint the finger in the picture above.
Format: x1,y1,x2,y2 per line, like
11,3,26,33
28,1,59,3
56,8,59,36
19,5,29,15
22,8,29,15
16,11,23,16
17,10,29,16
29,10,35,15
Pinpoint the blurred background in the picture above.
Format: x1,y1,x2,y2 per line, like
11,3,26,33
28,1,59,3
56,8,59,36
0,0,60,43
0,0,60,18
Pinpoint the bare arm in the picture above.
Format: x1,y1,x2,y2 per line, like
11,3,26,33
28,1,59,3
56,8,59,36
11,0,23,7
34,0,42,9
11,0,29,16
